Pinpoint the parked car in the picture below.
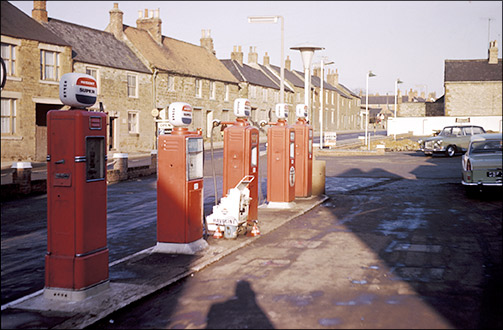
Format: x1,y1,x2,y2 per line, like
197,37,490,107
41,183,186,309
461,133,502,193
418,125,486,157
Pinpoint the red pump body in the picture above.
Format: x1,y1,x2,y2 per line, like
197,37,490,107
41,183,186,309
223,118,260,222
46,109,108,290
266,119,296,203
293,118,313,197
157,128,204,243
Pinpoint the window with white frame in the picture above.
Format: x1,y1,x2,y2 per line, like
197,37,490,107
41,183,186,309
1,43,16,76
195,78,202,98
332,92,334,104
40,50,60,81
127,73,138,98
274,90,279,103
168,75,175,92
296,92,301,103
262,88,268,102
86,67,100,93
1,98,16,135
210,81,216,99
224,84,229,101
128,111,139,134
250,85,256,99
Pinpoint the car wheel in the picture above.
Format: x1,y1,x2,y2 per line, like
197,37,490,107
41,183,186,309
446,145,456,157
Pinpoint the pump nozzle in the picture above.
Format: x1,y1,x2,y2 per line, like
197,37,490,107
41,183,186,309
212,119,221,127
259,120,268,127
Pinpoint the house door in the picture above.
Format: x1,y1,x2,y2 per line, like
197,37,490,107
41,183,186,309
109,115,117,151
35,103,63,161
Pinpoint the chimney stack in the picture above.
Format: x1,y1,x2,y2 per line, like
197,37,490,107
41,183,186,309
105,3,124,40
285,55,291,71
200,29,216,55
488,40,499,64
263,52,270,66
136,7,162,44
32,0,48,23
327,69,339,86
231,45,243,65
248,46,258,64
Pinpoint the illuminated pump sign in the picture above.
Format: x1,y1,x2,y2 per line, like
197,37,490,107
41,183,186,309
169,102,193,126
59,73,97,108
275,103,290,119
234,98,251,117
296,104,308,118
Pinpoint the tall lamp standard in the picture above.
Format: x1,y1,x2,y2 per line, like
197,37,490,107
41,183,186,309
290,43,324,124
365,70,376,149
313,58,334,148
248,15,285,103
394,78,403,118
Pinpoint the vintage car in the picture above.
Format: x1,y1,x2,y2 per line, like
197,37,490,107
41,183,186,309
418,125,486,157
461,133,502,193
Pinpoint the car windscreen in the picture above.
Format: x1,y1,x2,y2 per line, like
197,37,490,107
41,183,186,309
469,140,503,154
463,126,486,135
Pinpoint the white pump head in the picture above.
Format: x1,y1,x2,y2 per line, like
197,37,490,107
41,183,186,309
275,103,290,119
168,102,193,126
296,104,308,118
234,98,251,118
59,73,97,108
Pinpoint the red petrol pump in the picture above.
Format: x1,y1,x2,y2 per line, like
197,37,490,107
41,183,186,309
45,73,109,301
292,104,313,197
155,102,208,254
222,99,260,224
264,104,296,207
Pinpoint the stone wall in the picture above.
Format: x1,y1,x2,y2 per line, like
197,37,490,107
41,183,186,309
445,81,502,116
398,102,426,117
74,62,156,153
1,36,73,161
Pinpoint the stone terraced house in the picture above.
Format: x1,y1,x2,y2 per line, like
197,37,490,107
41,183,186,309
105,4,241,142
444,40,502,117
1,1,73,162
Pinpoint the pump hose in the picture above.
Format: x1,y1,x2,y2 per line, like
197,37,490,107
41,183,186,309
210,124,218,206
249,118,266,206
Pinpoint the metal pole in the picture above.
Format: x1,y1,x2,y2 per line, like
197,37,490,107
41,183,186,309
280,16,284,104
365,72,369,147
320,60,324,149
394,79,397,119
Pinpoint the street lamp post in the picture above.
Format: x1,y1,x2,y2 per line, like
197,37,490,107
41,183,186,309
290,43,324,125
248,15,285,103
365,70,376,149
394,78,403,119
313,58,334,149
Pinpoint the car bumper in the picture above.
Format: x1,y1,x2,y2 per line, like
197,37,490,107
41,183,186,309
461,180,502,187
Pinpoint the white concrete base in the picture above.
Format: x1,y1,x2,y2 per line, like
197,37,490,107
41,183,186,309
266,201,296,209
43,280,110,302
152,238,208,255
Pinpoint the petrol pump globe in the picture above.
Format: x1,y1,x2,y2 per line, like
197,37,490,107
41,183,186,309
234,98,251,117
275,103,290,119
168,102,193,126
59,72,97,109
296,104,308,118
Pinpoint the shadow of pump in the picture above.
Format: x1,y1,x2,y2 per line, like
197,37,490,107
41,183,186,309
206,280,274,329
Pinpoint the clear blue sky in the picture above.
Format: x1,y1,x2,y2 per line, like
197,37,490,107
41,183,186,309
11,1,503,98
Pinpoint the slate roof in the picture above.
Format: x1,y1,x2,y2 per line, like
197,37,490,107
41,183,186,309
124,26,238,84
268,64,304,89
1,1,70,47
256,64,295,92
338,83,360,99
43,18,150,74
221,60,279,89
445,59,502,82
